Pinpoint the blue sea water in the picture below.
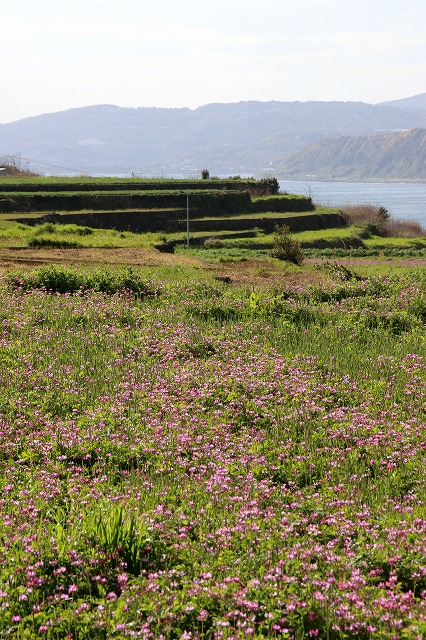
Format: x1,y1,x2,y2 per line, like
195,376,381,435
278,180,426,228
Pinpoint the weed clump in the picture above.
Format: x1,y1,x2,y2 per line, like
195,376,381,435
203,237,225,249
28,237,82,248
316,260,361,281
270,224,304,264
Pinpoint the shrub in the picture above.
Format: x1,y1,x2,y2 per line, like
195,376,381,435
377,206,390,221
342,204,391,236
7,264,159,297
201,168,210,180
0,153,37,176
260,176,279,195
270,224,304,264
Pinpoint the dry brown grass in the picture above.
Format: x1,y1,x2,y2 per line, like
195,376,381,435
342,204,426,238
342,204,381,227
385,219,426,237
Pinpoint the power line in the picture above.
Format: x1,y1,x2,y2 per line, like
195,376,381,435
0,153,87,175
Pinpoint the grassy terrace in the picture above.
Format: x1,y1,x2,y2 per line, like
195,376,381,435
0,177,270,188
0,218,425,258
0,177,312,216
0,221,363,253
185,207,340,221
0,189,236,196
0,208,185,220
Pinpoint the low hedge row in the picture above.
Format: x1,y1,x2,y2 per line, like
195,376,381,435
0,177,279,195
0,190,252,214
251,195,315,213
0,192,314,217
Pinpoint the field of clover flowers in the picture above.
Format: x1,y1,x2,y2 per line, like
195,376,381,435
0,263,426,639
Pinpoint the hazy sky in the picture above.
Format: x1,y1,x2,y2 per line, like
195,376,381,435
2,0,425,123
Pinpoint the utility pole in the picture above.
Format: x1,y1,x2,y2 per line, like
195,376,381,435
186,191,190,248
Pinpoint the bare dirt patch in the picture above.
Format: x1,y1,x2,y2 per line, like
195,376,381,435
205,259,327,288
0,247,201,271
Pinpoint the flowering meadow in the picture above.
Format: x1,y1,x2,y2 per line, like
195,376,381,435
0,264,426,639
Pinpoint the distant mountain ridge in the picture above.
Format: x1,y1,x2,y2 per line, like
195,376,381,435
377,93,426,111
1,97,426,176
277,129,426,181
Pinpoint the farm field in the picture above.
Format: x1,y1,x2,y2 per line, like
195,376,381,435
0,260,426,638
0,218,425,269
0,175,426,637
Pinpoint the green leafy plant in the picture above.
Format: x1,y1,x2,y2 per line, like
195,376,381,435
270,223,304,264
